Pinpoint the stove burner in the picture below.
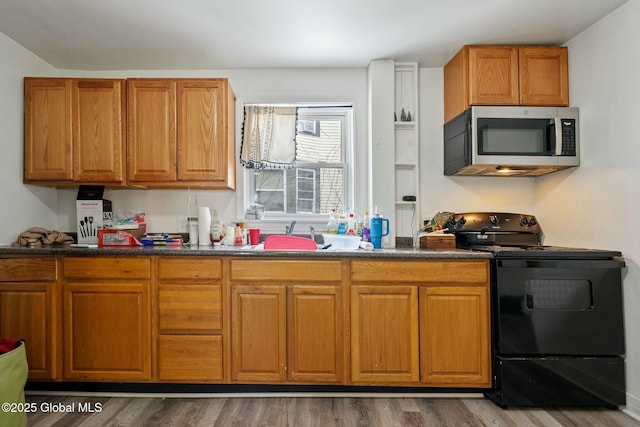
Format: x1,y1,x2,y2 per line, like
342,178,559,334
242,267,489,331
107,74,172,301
450,213,622,260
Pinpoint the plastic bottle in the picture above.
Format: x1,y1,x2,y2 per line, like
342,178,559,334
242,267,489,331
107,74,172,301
346,213,356,236
234,223,243,246
210,213,224,246
327,209,338,234
337,213,347,235
361,210,371,242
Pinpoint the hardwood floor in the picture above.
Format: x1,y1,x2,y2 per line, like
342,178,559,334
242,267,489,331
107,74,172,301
23,394,640,427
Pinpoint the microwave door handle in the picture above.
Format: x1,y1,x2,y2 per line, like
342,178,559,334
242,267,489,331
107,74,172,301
554,117,563,156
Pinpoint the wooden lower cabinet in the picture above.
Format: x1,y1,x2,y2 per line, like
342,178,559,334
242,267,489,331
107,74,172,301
288,286,343,383
231,284,343,383
0,256,59,380
6,254,490,389
157,257,224,382
63,282,151,381
232,285,286,382
157,282,224,382
351,285,419,383
419,286,491,387
62,257,152,381
350,259,491,387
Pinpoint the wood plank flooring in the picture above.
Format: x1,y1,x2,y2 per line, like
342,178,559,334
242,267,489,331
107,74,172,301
24,394,640,427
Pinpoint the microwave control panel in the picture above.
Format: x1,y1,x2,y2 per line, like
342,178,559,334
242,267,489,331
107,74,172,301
560,119,577,156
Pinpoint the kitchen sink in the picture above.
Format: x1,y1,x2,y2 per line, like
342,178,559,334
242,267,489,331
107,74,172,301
261,235,319,251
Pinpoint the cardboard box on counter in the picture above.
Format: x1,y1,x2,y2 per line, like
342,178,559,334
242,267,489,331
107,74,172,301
419,233,456,250
76,185,112,244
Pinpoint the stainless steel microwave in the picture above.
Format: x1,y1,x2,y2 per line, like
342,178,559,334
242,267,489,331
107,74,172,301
444,106,579,177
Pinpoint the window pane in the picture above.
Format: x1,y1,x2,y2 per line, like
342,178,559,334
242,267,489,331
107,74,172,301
296,119,342,163
256,170,284,190
320,168,343,213
255,170,285,212
296,168,315,213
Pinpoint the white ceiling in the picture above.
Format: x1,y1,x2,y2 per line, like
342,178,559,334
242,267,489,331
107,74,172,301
0,0,629,70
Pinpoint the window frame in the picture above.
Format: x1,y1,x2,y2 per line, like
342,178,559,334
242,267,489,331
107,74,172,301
243,105,354,221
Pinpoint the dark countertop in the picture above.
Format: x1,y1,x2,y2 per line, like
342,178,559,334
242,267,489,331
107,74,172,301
0,244,491,259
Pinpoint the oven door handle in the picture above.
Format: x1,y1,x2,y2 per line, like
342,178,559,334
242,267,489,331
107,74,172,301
497,259,552,268
497,259,625,269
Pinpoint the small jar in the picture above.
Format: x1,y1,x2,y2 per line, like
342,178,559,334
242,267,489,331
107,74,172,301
187,217,198,246
210,219,224,245
225,226,236,246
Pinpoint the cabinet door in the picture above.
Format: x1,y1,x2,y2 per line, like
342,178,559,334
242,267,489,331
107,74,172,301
519,47,569,106
177,80,232,183
127,79,177,182
0,284,57,380
351,285,419,383
419,286,490,387
288,286,343,383
24,78,73,181
231,285,286,382
468,46,519,105
72,79,126,183
63,282,151,381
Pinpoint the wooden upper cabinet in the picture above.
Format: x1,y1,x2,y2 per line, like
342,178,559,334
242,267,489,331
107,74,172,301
128,78,236,189
24,78,126,185
24,78,73,181
127,79,177,182
468,46,520,106
444,45,569,122
519,47,569,106
178,80,232,183
72,80,126,183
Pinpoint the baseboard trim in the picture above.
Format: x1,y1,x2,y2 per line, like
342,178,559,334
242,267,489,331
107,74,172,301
623,392,640,421
26,390,484,399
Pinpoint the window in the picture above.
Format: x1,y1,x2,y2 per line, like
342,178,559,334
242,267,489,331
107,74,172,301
246,106,352,217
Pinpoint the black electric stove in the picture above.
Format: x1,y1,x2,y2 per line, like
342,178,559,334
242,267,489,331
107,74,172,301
446,212,621,259
447,212,626,408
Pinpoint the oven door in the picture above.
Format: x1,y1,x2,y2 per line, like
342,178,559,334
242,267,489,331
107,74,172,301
495,258,625,356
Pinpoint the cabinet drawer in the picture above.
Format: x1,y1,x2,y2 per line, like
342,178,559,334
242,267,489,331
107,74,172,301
63,257,150,280
158,335,223,382
351,260,489,284
0,257,57,281
230,259,342,282
157,257,222,280
159,284,222,333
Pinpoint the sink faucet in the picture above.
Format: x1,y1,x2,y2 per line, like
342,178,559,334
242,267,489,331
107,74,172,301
285,220,296,236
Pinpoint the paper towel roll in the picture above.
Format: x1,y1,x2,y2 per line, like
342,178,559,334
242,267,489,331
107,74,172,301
359,241,374,251
198,207,212,246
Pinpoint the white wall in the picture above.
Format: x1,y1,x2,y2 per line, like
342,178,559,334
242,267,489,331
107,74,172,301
418,68,536,220
0,32,60,245
535,0,640,416
53,68,368,235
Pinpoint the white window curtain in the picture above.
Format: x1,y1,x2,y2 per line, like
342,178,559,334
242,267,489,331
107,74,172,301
240,106,297,169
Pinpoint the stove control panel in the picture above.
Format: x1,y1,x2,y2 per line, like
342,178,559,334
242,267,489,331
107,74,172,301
446,212,541,234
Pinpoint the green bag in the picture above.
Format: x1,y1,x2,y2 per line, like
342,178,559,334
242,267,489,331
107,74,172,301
0,341,28,427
